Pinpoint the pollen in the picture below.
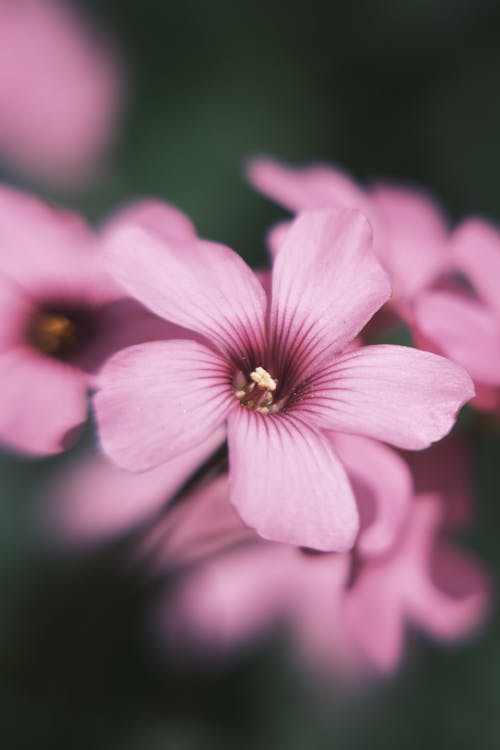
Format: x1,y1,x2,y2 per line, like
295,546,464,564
250,366,277,392
29,313,77,356
233,366,278,414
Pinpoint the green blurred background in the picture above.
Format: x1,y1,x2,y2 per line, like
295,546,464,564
1,0,500,747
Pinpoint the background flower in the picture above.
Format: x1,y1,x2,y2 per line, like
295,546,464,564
0,0,125,187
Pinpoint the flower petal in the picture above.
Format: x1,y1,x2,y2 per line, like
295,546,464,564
418,535,490,640
402,495,489,642
0,186,95,295
304,345,474,449
413,290,500,386
82,297,192,378
0,274,33,350
452,219,500,316
329,433,413,556
94,340,231,471
43,431,224,546
153,474,254,570
370,184,449,299
248,158,372,214
158,543,291,658
346,563,405,674
270,208,391,380
407,435,472,529
266,220,292,262
103,199,197,242
287,552,357,676
103,218,267,359
227,409,359,551
0,348,87,455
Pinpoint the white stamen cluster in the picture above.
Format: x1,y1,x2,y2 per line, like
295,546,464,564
234,366,278,415
250,366,278,392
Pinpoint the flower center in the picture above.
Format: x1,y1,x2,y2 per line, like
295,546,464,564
234,366,278,415
29,313,78,357
27,301,97,362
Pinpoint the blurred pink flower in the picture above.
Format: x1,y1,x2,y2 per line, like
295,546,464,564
405,432,473,530
249,158,500,411
413,219,500,413
153,470,489,679
0,188,192,455
344,492,489,674
41,430,224,547
248,157,450,319
95,203,473,551
152,475,341,660
0,0,124,185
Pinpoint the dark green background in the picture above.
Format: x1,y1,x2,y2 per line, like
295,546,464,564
1,1,499,748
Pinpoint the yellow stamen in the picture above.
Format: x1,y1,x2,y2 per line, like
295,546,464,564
30,314,77,355
250,366,277,392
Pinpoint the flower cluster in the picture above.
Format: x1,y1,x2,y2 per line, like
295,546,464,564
3,155,495,683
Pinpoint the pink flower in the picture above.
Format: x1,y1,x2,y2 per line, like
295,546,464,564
248,157,450,318
413,219,500,413
95,203,473,551
152,470,489,679
343,492,490,674
0,0,124,185
0,187,193,456
249,158,500,410
152,475,337,660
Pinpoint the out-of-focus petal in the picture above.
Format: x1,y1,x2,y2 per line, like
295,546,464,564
412,532,490,640
288,551,358,676
43,430,224,546
0,347,87,455
406,435,472,529
82,298,192,377
95,340,231,471
102,199,197,242
414,290,500,385
401,495,490,642
370,184,449,299
265,220,292,262
346,562,405,673
248,158,372,216
151,474,253,570
152,474,290,656
0,186,95,295
227,408,359,551
158,543,292,657
0,274,33,350
452,219,500,316
329,433,413,556
305,345,474,449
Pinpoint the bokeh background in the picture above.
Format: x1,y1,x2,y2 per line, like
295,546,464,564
1,0,500,747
